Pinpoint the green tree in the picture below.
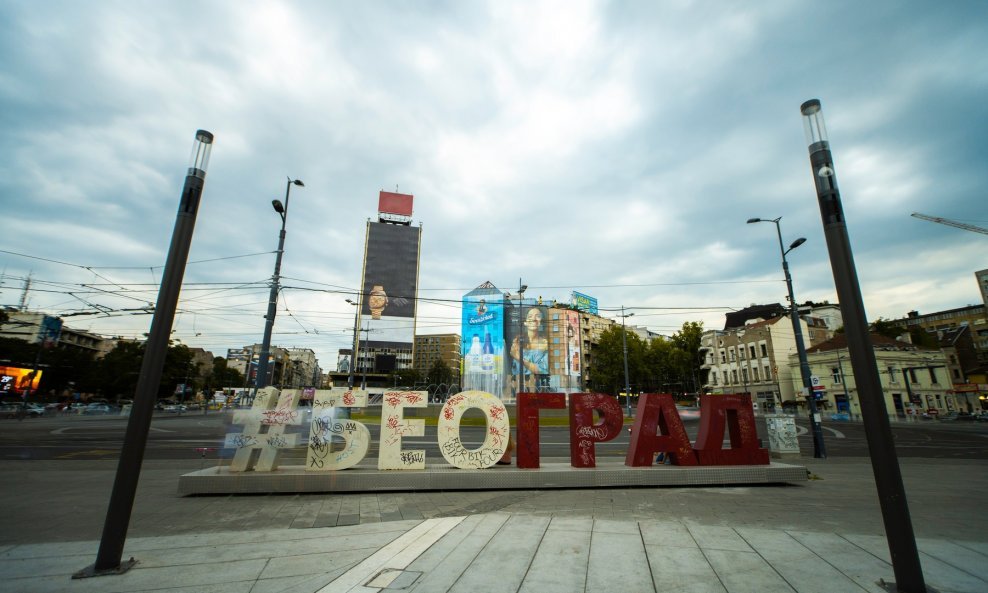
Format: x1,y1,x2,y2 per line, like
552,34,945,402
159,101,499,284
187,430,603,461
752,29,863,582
426,359,454,387
671,321,705,394
96,341,144,399
391,367,422,389
588,325,647,395
211,357,244,388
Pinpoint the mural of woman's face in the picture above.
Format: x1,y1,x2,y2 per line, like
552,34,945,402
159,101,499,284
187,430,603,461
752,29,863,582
525,308,542,331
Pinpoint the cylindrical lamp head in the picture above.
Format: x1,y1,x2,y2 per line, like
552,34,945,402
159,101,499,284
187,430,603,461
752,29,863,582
187,130,214,179
800,99,828,148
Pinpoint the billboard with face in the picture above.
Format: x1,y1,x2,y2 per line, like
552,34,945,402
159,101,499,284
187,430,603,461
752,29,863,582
504,301,549,399
359,222,421,348
461,288,505,396
0,366,42,396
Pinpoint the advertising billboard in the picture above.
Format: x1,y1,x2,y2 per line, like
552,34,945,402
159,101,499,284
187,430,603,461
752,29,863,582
461,285,505,396
571,291,598,315
504,301,549,400
378,191,414,217
0,366,42,396
564,309,582,378
359,222,421,349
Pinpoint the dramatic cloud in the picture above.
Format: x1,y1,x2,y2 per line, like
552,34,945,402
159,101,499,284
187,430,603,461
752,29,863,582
2,0,985,372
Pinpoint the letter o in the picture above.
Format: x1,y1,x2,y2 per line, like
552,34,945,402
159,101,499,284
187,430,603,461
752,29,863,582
437,390,510,469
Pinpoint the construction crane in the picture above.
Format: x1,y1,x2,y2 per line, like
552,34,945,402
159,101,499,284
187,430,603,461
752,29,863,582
910,212,988,235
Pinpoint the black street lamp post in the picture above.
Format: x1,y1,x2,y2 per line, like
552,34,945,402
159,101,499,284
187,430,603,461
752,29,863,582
346,299,359,389
81,130,213,577
620,307,634,415
254,178,304,395
801,98,925,592
747,216,826,459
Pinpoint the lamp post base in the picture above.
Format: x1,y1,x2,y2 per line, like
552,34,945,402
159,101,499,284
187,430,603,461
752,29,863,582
73,558,138,579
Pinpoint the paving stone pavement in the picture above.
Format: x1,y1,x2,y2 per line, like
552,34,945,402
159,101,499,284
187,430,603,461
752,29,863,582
0,457,986,592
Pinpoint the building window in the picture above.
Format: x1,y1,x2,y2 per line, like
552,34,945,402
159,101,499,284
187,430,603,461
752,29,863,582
832,367,842,384
888,366,898,383
553,337,560,344
749,345,756,359
711,373,718,385
729,350,736,362
908,368,918,383
739,348,745,360
760,343,768,357
765,365,772,379
723,371,729,385
953,368,961,379
732,370,738,384
752,367,759,381
929,368,938,384
741,368,748,383
720,350,726,363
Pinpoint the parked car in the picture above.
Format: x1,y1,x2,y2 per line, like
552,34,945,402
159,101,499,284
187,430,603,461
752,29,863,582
23,403,45,417
163,404,187,413
82,403,115,415
976,412,988,422
0,403,24,419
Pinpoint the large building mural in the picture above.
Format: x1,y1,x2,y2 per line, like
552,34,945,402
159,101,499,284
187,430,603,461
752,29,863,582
461,282,505,397
461,283,587,401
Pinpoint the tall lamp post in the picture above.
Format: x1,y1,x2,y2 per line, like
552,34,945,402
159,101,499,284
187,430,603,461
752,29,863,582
346,298,360,389
514,281,528,399
747,216,826,459
801,98,925,591
254,177,304,395
620,307,634,415
81,129,213,577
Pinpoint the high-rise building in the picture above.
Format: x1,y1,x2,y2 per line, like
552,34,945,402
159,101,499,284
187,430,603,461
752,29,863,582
413,334,461,386
353,191,422,379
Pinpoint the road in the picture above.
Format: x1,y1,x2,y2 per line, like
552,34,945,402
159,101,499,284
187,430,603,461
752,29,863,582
2,409,986,463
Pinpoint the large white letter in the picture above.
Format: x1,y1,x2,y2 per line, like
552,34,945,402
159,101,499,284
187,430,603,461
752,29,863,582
378,391,428,470
438,390,510,469
306,388,370,471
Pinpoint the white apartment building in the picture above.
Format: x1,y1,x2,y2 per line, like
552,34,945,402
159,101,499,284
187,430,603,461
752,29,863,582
700,315,810,413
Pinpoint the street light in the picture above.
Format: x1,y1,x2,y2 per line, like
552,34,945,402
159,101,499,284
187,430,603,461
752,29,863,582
620,307,634,415
254,177,304,395
514,281,528,399
346,298,359,389
801,98,926,592
84,129,213,577
747,216,826,459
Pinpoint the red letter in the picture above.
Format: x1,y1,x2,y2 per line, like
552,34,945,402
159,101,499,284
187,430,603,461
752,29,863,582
569,393,623,468
516,392,566,468
625,393,697,466
694,394,769,465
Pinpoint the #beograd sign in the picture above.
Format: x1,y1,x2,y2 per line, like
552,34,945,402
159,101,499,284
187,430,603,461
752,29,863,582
226,388,769,472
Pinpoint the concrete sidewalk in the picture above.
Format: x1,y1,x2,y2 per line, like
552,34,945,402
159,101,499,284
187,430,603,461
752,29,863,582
2,514,987,593
2,457,987,592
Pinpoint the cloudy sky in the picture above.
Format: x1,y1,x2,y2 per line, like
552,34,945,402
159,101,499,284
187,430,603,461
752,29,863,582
2,1,986,373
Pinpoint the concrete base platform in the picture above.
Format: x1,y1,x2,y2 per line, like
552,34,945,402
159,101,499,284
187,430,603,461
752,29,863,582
178,461,807,495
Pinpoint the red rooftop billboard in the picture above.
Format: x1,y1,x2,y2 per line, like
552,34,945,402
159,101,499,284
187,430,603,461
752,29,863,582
378,191,414,217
